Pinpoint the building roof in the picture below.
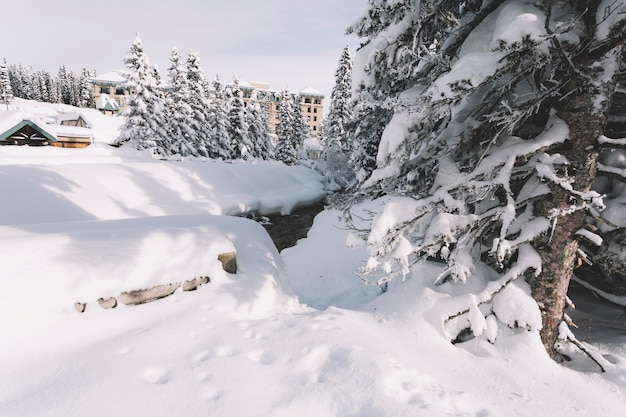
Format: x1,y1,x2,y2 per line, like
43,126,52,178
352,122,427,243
0,111,58,143
91,70,129,86
299,87,324,97
96,94,120,112
57,110,92,128
54,124,94,141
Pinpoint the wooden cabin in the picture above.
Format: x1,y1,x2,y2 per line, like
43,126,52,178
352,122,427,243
0,111,57,146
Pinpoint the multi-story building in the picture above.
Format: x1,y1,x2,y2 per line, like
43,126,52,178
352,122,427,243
240,81,324,135
91,73,324,136
90,71,129,115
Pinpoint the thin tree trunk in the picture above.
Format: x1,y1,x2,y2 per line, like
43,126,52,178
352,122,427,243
529,50,619,358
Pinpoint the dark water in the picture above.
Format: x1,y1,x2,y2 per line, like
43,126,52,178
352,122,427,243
567,282,626,345
259,201,326,251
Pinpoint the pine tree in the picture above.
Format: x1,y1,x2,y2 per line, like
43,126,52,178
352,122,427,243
344,0,626,360
326,45,354,151
208,75,232,159
166,47,197,157
0,58,13,109
275,87,298,165
116,34,170,156
245,90,273,160
57,65,72,105
78,67,95,108
186,51,214,157
320,45,356,189
227,75,252,160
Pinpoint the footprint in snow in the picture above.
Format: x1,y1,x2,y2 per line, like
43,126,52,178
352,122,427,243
215,345,240,357
142,367,173,384
194,349,211,362
247,350,277,365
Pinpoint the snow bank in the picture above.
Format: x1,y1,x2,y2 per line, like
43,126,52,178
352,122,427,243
0,145,326,225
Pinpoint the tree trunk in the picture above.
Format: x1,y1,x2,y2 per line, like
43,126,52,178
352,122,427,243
529,51,619,358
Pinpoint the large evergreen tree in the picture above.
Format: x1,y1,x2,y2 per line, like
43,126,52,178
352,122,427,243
0,58,13,109
208,75,233,159
78,67,95,108
320,45,356,189
116,34,170,156
325,45,354,151
166,47,197,157
186,51,214,157
346,0,626,361
245,90,273,160
274,87,298,165
227,76,252,160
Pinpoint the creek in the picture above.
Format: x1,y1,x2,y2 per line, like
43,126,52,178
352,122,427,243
257,200,626,352
259,200,327,252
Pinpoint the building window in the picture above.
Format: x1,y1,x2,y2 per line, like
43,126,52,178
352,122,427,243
313,126,317,131
275,105,279,111
115,88,125,95
307,107,311,112
314,99,321,104
100,87,110,94
313,116,317,121
313,108,317,113
304,98,311,104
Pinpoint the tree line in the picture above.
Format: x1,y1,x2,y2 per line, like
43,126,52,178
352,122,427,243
116,34,313,163
0,58,94,109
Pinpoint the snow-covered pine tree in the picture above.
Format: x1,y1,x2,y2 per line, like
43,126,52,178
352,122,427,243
166,47,197,157
274,87,298,165
245,90,273,160
116,34,170,156
149,65,171,157
78,67,95,108
0,58,13,109
326,45,354,151
319,45,356,189
345,0,417,187
186,51,214,157
227,75,252,160
346,0,625,360
57,65,72,105
208,75,232,159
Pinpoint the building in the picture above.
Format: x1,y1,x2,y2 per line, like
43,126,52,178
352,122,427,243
240,81,324,135
91,71,129,115
0,111,58,146
91,71,325,136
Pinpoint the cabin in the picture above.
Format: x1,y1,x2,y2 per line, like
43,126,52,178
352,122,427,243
0,111,57,146
52,111,95,148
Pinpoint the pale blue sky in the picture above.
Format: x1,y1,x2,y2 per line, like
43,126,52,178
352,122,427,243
1,0,367,100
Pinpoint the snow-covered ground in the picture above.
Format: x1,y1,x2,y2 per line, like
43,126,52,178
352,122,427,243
1,103,625,416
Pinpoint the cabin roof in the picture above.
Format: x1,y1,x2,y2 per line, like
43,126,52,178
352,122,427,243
0,111,58,142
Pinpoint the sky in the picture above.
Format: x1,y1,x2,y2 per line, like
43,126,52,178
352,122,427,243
1,0,368,104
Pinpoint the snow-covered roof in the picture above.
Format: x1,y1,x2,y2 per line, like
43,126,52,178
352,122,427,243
54,124,94,141
238,79,254,89
96,94,120,112
92,70,128,84
57,110,93,128
0,110,58,142
299,87,324,97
